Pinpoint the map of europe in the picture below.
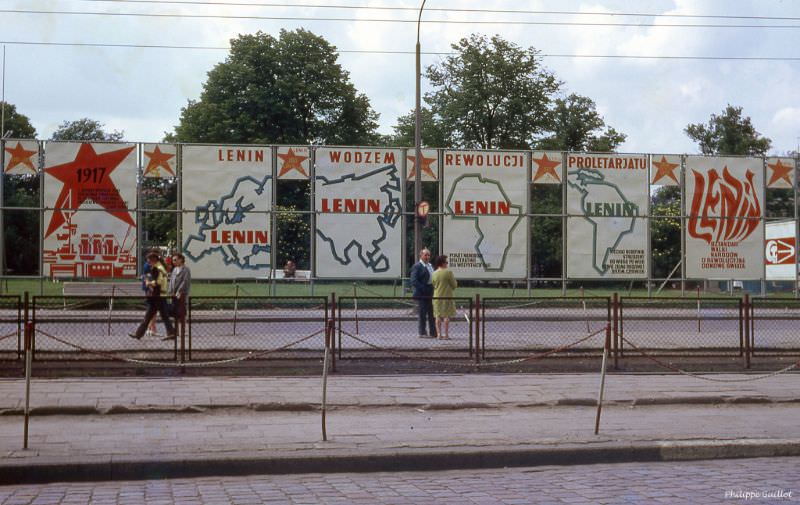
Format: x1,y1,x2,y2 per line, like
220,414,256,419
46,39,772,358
445,175,523,272
183,175,271,270
316,164,402,273
567,169,638,275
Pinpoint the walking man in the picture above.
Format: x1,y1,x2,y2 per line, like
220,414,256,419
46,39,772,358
129,252,176,340
410,247,437,338
166,253,191,341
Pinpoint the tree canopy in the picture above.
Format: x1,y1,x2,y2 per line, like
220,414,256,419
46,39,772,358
684,105,772,156
50,118,124,142
0,102,37,139
537,94,626,152
170,29,380,145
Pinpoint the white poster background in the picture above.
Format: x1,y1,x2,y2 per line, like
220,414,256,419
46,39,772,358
3,139,39,175
685,156,764,279
142,143,177,178
650,154,681,186
765,220,796,281
766,157,795,189
566,153,649,279
277,146,310,180
442,150,527,279
181,145,272,279
314,147,402,278
42,142,138,278
406,148,438,182
531,151,562,184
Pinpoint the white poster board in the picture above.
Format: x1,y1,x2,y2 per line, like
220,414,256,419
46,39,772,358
442,150,527,279
566,153,649,278
765,220,795,281
3,139,39,175
181,145,272,279
42,142,138,278
685,156,764,279
314,147,402,278
142,143,177,178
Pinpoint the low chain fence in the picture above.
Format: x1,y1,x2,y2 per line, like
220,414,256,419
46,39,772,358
187,296,328,360
0,295,22,360
335,296,475,359
480,297,611,359
749,298,800,356
618,297,743,356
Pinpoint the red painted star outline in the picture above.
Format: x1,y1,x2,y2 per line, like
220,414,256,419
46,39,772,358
407,152,437,180
767,159,793,187
143,145,175,177
652,156,680,185
533,153,561,182
278,148,309,177
4,141,38,174
44,143,136,238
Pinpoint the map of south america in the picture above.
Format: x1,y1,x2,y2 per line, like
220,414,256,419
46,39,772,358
445,175,523,272
183,175,271,270
567,169,638,275
315,164,401,273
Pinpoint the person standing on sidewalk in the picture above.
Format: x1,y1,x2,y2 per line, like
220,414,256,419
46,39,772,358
130,252,176,341
166,253,191,341
410,247,437,338
432,254,457,340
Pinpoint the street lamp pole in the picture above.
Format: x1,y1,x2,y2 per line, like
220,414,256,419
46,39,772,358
414,0,427,257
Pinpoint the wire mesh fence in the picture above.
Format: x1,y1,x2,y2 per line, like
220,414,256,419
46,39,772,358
480,297,611,358
0,295,22,360
618,297,743,356
750,298,800,356
336,296,475,359
187,296,328,360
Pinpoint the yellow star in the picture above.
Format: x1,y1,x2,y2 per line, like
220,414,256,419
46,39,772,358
278,148,309,177
4,141,37,174
407,152,437,180
652,156,680,185
143,146,175,177
532,153,561,182
767,159,793,187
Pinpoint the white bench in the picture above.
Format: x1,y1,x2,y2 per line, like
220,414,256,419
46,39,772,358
62,282,143,297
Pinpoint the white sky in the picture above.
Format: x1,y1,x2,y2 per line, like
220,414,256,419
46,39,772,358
1,0,799,154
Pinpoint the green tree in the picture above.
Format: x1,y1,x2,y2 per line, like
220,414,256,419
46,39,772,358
684,105,771,156
424,33,560,150
50,118,124,141
0,101,37,138
650,186,681,279
387,107,452,148
171,29,379,145
538,94,626,152
2,174,40,275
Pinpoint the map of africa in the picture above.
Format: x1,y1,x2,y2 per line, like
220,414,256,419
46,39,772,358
183,175,271,270
445,175,523,272
567,169,638,275
316,164,402,273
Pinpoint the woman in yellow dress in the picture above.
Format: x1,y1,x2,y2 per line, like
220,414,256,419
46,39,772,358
432,254,457,340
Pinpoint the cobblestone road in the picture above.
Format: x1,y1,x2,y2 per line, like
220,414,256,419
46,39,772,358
1,457,798,504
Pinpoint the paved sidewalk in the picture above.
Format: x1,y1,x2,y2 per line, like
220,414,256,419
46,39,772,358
1,373,800,483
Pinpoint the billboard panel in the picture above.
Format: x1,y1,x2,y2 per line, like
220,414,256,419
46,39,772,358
685,156,764,279
442,150,527,279
142,143,177,178
181,145,272,279
566,153,649,278
42,142,138,278
314,147,402,278
765,220,796,281
3,140,39,175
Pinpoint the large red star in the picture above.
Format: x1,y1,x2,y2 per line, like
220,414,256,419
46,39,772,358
44,143,136,238
143,145,175,177
4,141,37,174
407,152,437,180
767,159,793,187
652,156,680,185
278,148,309,177
533,153,561,182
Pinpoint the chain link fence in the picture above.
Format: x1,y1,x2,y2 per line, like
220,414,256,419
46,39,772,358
480,297,611,359
750,298,800,356
0,295,22,360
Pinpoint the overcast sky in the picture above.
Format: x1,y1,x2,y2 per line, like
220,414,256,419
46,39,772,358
1,0,799,154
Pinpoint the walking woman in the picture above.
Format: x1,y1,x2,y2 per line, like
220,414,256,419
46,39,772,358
432,254,457,340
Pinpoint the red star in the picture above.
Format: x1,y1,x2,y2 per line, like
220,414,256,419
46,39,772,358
533,153,561,182
278,148,309,177
143,145,175,177
407,152,437,180
44,143,136,238
4,141,37,174
767,159,793,187
652,156,680,185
